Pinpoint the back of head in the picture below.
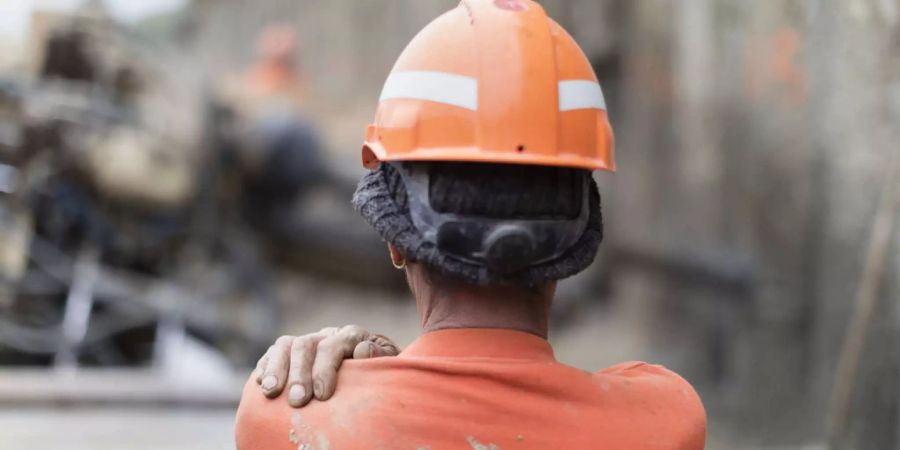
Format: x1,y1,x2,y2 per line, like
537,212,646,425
353,0,613,287
353,161,602,287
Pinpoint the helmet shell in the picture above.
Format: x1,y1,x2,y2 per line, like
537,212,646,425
362,0,615,171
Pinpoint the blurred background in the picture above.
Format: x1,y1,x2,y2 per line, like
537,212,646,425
0,1,897,449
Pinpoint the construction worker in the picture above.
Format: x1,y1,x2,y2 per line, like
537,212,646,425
223,23,323,230
236,1,706,448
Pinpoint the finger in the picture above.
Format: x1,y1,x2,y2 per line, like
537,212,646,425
260,335,293,398
285,336,318,407
282,328,337,407
371,334,401,356
352,335,400,359
254,352,270,384
352,341,375,359
312,325,369,401
318,326,340,337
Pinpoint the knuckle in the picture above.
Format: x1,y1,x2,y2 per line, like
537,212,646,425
316,336,340,353
296,369,313,384
315,339,348,363
341,325,368,342
312,362,335,379
291,336,313,350
318,327,339,336
379,343,399,355
288,348,310,369
275,335,294,346
372,335,399,353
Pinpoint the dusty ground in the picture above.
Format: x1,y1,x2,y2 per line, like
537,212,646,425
0,408,237,450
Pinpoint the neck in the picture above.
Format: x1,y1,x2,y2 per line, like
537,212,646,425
409,266,554,338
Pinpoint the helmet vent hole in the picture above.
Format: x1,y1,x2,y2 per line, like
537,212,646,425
517,145,526,153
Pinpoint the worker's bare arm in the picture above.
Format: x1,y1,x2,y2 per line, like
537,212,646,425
254,325,400,407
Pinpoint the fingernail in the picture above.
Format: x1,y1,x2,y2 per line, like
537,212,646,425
289,384,306,403
261,375,277,391
313,379,324,398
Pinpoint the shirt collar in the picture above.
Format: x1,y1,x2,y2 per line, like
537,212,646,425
400,328,555,361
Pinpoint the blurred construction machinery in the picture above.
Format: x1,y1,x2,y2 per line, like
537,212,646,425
0,9,229,370
0,7,392,375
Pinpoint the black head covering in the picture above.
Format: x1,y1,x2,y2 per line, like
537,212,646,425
352,163,603,286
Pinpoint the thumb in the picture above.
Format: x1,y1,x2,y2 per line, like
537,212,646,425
352,335,400,359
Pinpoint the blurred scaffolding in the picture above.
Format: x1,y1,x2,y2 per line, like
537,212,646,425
0,1,898,449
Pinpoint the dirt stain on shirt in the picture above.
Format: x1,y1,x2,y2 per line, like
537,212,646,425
467,436,501,450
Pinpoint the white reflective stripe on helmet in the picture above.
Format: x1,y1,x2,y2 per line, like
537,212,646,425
380,72,607,113
380,71,479,111
558,80,607,112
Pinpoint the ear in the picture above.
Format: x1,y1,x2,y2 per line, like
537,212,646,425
388,244,405,268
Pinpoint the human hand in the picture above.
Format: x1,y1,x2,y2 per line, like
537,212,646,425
254,325,400,407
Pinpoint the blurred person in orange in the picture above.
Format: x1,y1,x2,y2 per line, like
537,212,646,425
239,23,307,114
236,1,706,449
218,23,323,232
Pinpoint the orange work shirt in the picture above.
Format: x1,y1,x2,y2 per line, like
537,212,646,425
236,328,706,450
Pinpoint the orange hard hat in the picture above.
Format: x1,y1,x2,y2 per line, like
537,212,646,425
362,0,615,172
